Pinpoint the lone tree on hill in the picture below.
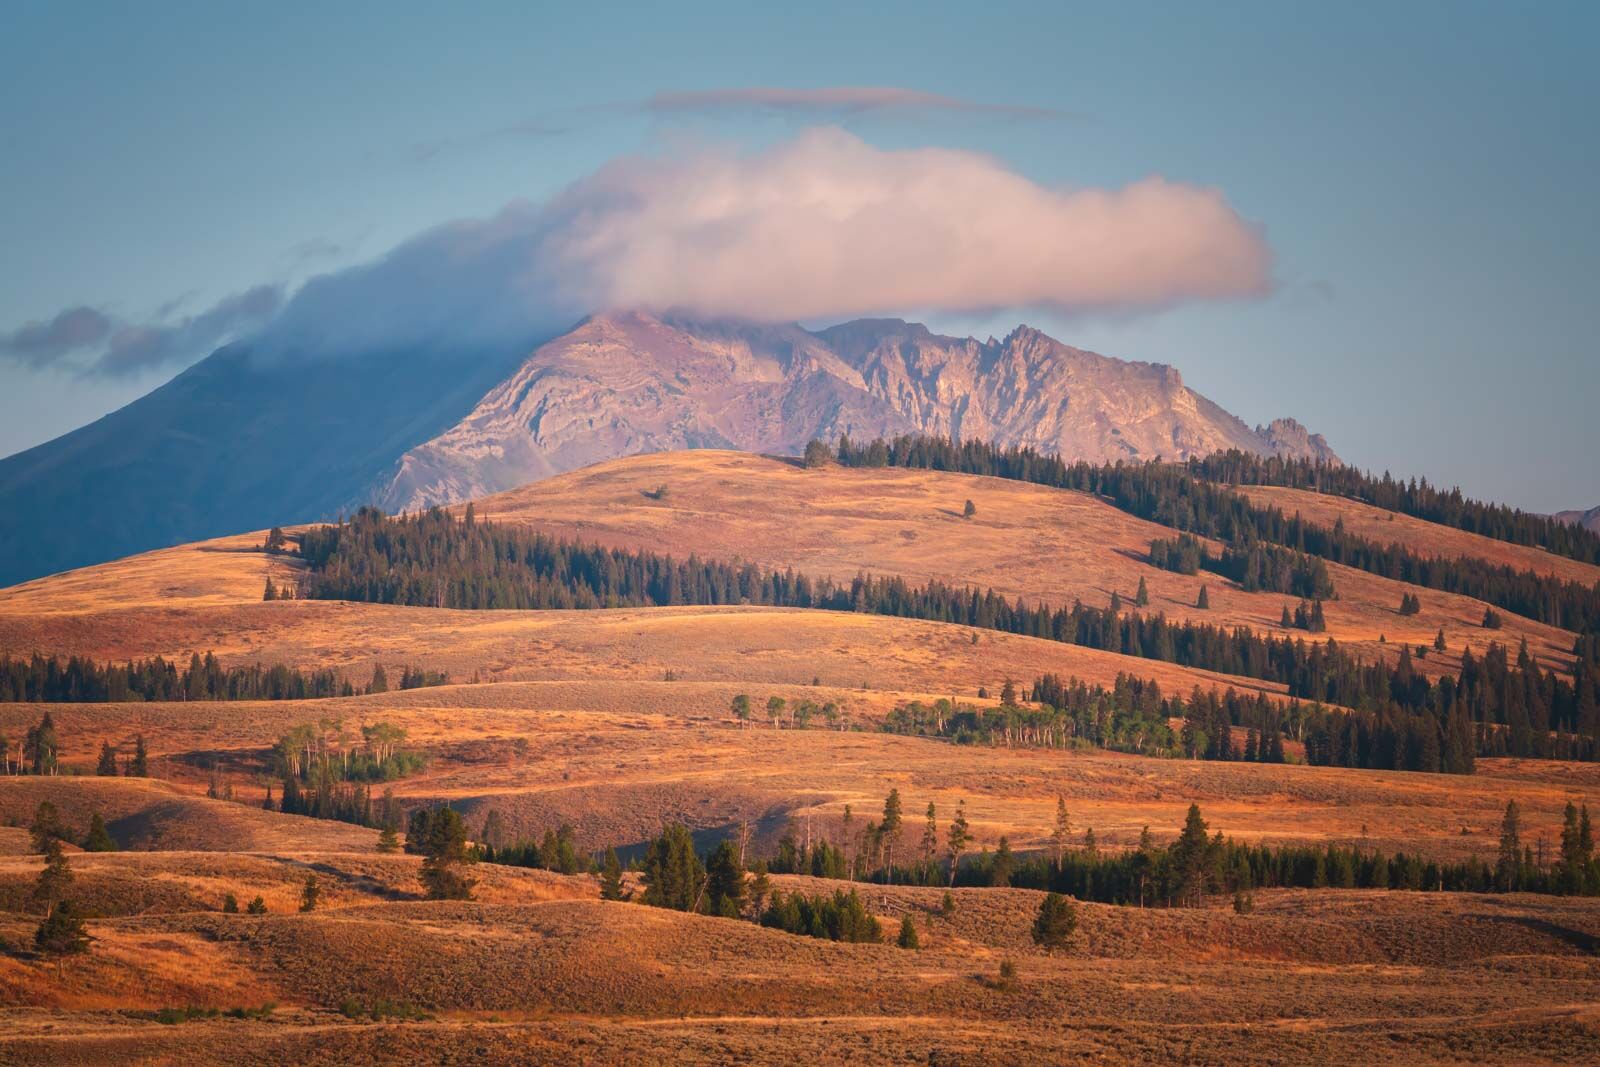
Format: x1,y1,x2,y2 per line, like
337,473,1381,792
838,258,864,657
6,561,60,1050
34,899,90,963
299,874,321,912
419,807,478,901
962,499,976,519
1031,892,1078,949
803,439,834,468
897,912,920,949
1196,585,1210,610
1135,577,1150,607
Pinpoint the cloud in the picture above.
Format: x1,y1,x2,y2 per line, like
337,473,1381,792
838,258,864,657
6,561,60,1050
12,129,1271,373
268,127,1268,354
0,285,284,378
0,307,114,368
646,86,1076,121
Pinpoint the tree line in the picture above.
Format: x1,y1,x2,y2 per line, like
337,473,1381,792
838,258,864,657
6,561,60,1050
283,505,1600,766
1189,449,1600,566
0,652,448,704
829,434,1600,635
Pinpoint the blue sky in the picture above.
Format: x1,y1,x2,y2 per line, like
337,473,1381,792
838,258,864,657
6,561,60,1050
1,1,1595,511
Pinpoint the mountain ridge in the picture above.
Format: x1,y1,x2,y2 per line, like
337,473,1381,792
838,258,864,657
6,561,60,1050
379,310,1337,512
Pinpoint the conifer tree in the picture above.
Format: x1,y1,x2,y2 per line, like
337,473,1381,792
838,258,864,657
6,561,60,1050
129,734,149,777
34,899,90,960
945,801,971,887
95,742,119,776
82,813,116,853
1496,800,1522,892
32,836,73,917
1031,892,1078,949
222,893,239,914
1000,679,1017,706
1136,577,1150,607
29,800,65,854
920,802,939,875
368,664,389,694
897,912,920,949
263,577,278,601
1435,628,1447,651
705,841,746,918
748,860,773,918
299,874,320,912
1051,796,1071,868
990,836,1015,886
600,847,626,901
1197,585,1210,610
803,439,834,468
641,822,704,912
962,499,977,519
376,823,400,854
246,896,268,915
880,789,904,881
419,807,477,901
1281,605,1293,628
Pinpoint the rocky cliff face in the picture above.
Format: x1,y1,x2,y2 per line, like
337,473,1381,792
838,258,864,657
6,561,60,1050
379,311,1338,511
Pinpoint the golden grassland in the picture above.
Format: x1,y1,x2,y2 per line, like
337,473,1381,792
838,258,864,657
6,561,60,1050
1,451,1599,1062
2,694,1596,863
0,821,1595,1065
466,450,1581,673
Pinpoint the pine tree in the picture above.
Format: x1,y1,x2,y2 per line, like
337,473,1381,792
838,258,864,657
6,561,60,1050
368,664,389,694
962,499,977,519
376,824,400,854
31,836,73,916
880,789,904,882
919,802,939,875
897,912,920,949
1281,605,1293,628
299,874,320,912
246,896,268,914
82,813,116,853
95,742,119,776
1000,680,1017,706
1135,577,1150,607
1109,591,1122,614
1496,800,1522,892
705,841,746,918
1031,892,1078,949
945,801,971,887
34,899,90,959
748,861,772,918
419,807,477,901
222,893,239,914
641,822,704,912
1170,804,1214,906
600,847,626,901
263,577,278,601
1197,585,1210,610
1051,796,1070,868
990,836,1015,886
1434,628,1447,652
803,439,834,468
29,800,65,854
129,734,149,777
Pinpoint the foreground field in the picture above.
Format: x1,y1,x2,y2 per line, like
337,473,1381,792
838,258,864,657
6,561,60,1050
0,832,1596,1065
2,692,1595,862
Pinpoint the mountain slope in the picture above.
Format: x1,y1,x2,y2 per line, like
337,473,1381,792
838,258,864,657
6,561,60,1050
0,343,529,586
380,312,1336,511
1554,505,1600,535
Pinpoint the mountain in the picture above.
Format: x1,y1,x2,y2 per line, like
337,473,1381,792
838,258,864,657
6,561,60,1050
1554,505,1600,534
0,343,529,587
0,311,1335,586
379,312,1337,511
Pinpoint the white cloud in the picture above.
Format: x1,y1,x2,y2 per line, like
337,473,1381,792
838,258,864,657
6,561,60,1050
266,128,1270,355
